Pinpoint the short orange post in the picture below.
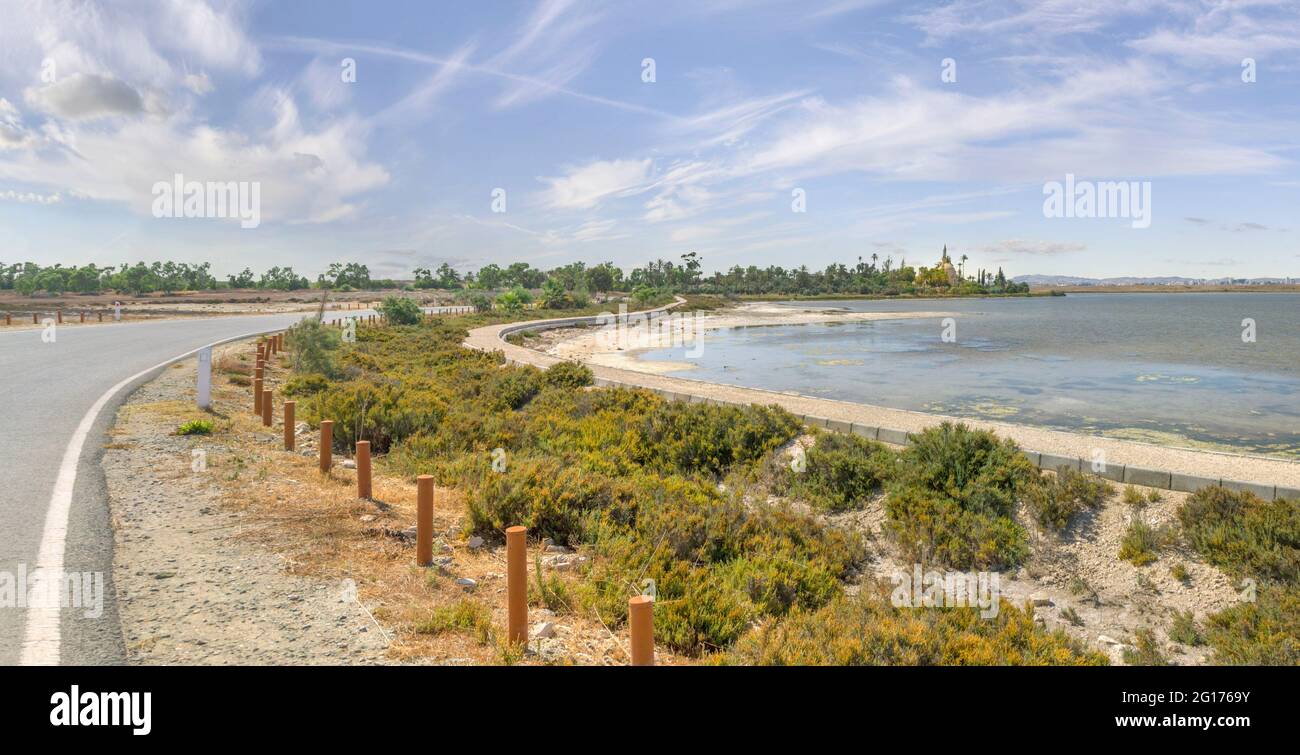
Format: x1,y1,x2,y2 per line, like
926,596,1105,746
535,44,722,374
253,376,263,414
33,313,38,324
506,526,527,644
79,312,85,323
261,388,272,426
56,311,62,324
4,313,9,326
283,401,296,450
629,595,655,666
97,312,103,322
416,475,434,566
320,421,333,472
355,440,372,499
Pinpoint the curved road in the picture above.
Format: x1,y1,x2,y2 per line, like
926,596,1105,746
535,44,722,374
0,308,374,666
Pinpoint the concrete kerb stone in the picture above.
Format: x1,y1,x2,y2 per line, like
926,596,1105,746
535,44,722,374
1124,466,1172,489
850,423,879,440
1170,472,1219,494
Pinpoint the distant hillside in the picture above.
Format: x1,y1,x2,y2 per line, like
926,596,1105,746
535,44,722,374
1014,275,1296,286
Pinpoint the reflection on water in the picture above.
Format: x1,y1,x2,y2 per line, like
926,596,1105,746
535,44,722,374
639,292,1300,458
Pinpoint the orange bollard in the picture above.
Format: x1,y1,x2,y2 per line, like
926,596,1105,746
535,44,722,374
629,595,655,666
261,388,272,427
355,440,372,499
33,313,38,324
253,376,263,414
320,421,333,472
507,526,527,644
4,313,9,326
97,312,103,322
416,475,434,566
80,312,85,323
57,311,62,324
283,401,296,451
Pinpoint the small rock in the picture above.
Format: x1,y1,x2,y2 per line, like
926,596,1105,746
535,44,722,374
533,621,557,639
1030,595,1054,607
1098,634,1122,645
342,459,356,469
359,514,375,523
467,536,485,549
543,544,572,554
455,577,477,590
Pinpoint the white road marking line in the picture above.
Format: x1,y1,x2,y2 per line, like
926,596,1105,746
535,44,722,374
19,328,288,665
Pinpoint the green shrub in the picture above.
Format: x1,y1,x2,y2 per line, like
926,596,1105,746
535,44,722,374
727,588,1107,666
228,374,250,386
282,373,331,397
464,456,621,542
884,423,1036,569
543,361,593,390
1122,628,1172,665
1122,485,1147,509
1168,610,1204,646
1178,487,1299,582
176,419,214,435
285,317,342,377
1025,467,1113,531
379,295,422,325
308,379,446,452
1119,515,1164,566
770,432,897,512
1205,584,1299,664
633,401,800,478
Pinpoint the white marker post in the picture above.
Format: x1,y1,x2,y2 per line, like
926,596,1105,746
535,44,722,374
197,346,212,410
113,301,121,321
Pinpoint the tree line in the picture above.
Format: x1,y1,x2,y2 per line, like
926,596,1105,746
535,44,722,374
1,248,1028,298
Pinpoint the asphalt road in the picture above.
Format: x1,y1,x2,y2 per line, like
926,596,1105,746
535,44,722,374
0,308,374,665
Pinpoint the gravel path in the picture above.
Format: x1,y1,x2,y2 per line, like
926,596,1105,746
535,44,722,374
105,351,390,665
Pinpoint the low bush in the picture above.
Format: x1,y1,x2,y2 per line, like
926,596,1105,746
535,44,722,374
1119,515,1165,566
1177,487,1299,582
1168,610,1204,646
1204,584,1299,664
282,373,331,397
1122,628,1172,666
379,295,422,325
543,360,593,390
769,432,898,512
1025,467,1113,531
726,587,1107,666
884,423,1036,569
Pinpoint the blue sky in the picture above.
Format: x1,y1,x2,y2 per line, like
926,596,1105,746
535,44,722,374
1,0,1298,280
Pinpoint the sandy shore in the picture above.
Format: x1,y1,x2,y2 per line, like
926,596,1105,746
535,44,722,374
543,302,953,373
467,305,1300,490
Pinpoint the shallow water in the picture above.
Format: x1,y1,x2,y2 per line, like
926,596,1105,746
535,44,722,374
639,292,1300,458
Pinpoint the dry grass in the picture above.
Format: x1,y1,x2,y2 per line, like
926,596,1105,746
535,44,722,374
194,338,684,665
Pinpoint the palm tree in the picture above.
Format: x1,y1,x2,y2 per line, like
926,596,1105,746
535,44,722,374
959,254,968,279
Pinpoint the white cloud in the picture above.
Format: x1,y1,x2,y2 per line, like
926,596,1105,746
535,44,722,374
183,72,213,95
540,158,652,209
25,73,146,119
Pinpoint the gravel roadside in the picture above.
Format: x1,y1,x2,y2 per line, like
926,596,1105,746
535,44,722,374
104,346,390,665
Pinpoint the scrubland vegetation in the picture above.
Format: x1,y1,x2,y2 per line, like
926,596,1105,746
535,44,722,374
271,309,1297,664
